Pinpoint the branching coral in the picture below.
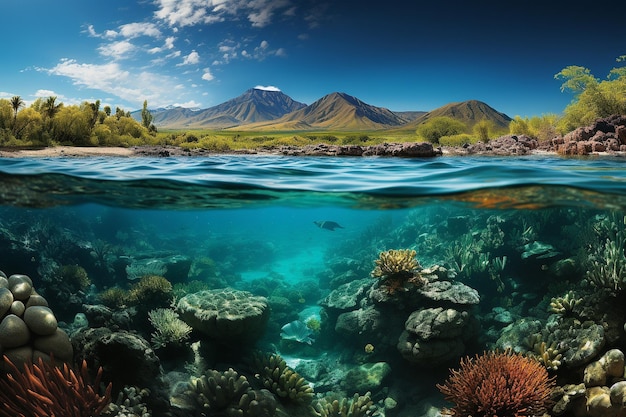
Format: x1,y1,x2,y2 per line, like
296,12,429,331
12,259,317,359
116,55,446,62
148,308,192,349
193,368,251,411
531,340,563,371
252,352,314,405
126,275,173,306
371,249,420,279
437,350,555,417
174,368,277,417
314,392,376,417
549,291,581,316
371,249,426,293
0,356,112,417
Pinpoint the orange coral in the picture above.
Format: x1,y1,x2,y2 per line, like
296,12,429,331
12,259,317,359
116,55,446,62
0,356,112,417
437,350,555,417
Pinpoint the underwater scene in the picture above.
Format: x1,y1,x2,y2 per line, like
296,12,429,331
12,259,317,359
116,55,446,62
1,154,626,417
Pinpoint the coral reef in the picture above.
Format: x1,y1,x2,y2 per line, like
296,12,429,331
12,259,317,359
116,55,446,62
314,392,376,417
176,288,269,345
147,308,192,349
0,271,73,368
371,249,425,294
549,290,581,316
437,350,555,417
0,356,112,417
251,352,314,405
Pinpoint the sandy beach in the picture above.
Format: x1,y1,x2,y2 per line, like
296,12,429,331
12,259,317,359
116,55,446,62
0,146,137,158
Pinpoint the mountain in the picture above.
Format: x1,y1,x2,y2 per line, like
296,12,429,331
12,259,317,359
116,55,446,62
401,100,512,130
139,88,307,129
236,92,409,131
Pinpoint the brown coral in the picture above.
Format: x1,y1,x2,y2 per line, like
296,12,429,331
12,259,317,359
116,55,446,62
437,350,555,417
371,249,425,294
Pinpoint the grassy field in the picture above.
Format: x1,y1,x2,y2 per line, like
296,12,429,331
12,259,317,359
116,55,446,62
155,128,452,150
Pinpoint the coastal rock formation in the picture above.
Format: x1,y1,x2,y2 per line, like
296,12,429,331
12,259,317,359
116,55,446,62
551,114,626,155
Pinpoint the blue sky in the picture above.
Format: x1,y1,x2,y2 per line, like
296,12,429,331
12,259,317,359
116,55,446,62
2,0,624,118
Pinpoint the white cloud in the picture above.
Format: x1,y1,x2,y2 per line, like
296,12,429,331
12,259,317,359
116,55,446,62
173,100,202,108
254,85,280,91
202,68,215,81
153,0,294,28
179,50,200,66
46,58,193,108
118,22,161,39
34,89,65,99
98,40,136,59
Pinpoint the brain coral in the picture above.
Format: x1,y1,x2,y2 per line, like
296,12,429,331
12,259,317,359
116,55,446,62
0,270,73,368
176,288,269,344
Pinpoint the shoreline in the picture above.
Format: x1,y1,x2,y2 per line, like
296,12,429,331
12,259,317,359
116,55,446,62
0,144,543,158
0,144,621,159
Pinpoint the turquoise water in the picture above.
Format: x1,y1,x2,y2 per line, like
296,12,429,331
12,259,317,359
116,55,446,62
1,154,626,416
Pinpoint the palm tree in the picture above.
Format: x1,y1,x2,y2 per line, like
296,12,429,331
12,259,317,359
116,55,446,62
43,96,62,119
10,95,24,134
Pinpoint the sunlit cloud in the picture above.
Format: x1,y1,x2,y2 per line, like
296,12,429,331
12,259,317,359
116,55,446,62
98,40,136,59
148,36,176,54
178,50,200,66
202,68,215,81
45,58,195,108
86,22,161,39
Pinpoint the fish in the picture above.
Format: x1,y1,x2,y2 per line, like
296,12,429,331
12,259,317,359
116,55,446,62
313,221,344,231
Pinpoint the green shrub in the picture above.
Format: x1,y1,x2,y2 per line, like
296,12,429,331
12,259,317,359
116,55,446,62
439,134,477,146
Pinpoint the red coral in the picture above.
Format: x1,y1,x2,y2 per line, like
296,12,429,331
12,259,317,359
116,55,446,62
437,350,555,417
0,356,112,417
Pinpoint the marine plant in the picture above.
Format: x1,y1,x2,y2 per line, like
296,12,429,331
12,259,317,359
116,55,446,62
437,350,555,417
147,308,193,349
251,352,314,405
314,392,376,417
371,249,426,293
126,274,173,307
585,213,626,290
58,264,91,291
0,356,112,417
98,286,129,308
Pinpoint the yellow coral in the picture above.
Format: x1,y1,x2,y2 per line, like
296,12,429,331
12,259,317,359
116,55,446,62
371,249,420,279
549,291,581,316
127,275,173,306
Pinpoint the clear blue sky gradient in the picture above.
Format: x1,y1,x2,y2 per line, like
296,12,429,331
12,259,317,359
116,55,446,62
2,0,624,118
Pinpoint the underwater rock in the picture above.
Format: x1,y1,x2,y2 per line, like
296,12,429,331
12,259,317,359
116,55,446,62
72,327,165,397
319,278,371,311
546,318,606,368
176,288,269,344
335,305,384,337
416,280,480,305
280,320,315,345
494,318,544,353
397,306,478,366
343,362,391,393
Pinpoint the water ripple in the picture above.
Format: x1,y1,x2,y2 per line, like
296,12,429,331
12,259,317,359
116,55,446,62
1,155,625,209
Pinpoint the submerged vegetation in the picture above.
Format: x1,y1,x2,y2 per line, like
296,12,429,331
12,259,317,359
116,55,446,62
1,58,625,150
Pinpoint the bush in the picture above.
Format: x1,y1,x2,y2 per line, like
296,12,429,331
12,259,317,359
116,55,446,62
416,117,467,144
439,134,477,147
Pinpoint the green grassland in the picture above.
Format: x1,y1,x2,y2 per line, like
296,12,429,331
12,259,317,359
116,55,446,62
156,128,491,151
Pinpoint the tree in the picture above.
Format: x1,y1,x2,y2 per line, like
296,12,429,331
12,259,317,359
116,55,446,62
416,116,467,144
555,60,626,131
10,95,24,135
141,100,153,128
472,119,494,142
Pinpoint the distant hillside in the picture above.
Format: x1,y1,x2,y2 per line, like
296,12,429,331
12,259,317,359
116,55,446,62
138,88,306,129
403,100,512,130
236,92,409,131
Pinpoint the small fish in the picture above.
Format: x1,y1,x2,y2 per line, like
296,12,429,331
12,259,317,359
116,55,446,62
314,221,344,231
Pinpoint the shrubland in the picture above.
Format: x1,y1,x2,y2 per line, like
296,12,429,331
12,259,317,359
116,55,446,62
1,57,624,149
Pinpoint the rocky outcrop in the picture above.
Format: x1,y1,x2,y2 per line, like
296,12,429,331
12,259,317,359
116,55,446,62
273,142,442,157
550,115,626,155
446,134,539,156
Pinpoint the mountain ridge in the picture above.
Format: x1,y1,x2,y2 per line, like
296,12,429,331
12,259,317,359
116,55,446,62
138,88,511,131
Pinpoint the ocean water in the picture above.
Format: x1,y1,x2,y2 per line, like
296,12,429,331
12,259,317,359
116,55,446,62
1,154,626,416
